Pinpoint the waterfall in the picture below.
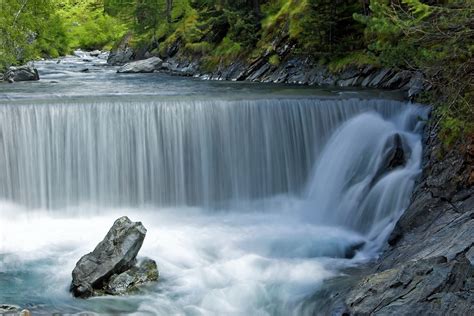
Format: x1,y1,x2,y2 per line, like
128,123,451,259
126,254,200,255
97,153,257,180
0,92,429,315
0,97,421,210
305,106,427,242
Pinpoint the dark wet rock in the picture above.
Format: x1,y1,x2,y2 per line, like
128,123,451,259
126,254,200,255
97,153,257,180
370,133,410,188
108,32,135,66
360,65,376,76
0,305,20,313
248,63,272,81
338,66,361,80
383,70,412,89
368,68,394,87
384,133,408,170
346,256,474,315
405,72,426,99
337,77,359,87
117,57,163,73
344,242,366,259
106,258,159,295
80,68,89,73
164,39,181,58
70,216,147,298
4,64,39,82
359,71,378,87
222,61,247,81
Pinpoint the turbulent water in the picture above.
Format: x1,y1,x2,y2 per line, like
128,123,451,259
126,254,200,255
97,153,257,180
0,55,428,315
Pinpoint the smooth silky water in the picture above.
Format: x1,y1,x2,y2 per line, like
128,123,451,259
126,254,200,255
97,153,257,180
0,55,428,315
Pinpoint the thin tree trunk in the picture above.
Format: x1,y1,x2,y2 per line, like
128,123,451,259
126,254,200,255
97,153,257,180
13,0,29,26
166,0,173,23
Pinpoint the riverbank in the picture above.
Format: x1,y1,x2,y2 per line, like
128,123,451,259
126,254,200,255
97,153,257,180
108,39,428,100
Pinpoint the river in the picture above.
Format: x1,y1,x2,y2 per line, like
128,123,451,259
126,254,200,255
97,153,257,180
0,54,428,315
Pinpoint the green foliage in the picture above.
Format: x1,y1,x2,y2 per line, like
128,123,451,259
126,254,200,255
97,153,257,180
0,0,69,69
357,0,474,144
57,0,127,50
0,0,128,69
328,51,380,73
299,0,365,56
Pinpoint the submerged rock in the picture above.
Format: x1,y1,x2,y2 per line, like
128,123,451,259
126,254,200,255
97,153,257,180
106,258,159,295
383,133,408,171
4,64,39,82
371,133,410,187
70,216,149,298
117,57,163,74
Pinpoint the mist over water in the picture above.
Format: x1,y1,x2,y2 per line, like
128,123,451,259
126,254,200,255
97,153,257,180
0,56,428,315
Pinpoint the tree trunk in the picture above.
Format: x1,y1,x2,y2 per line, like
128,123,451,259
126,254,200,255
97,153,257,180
166,0,173,23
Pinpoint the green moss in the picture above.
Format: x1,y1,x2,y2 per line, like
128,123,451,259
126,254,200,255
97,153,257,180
214,37,242,60
269,54,280,66
184,42,213,55
328,51,380,73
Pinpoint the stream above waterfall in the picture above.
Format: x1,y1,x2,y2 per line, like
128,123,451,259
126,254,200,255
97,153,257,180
0,55,428,315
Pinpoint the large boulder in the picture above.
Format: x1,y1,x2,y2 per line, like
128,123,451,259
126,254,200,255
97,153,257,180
70,216,147,298
4,64,39,82
117,57,163,74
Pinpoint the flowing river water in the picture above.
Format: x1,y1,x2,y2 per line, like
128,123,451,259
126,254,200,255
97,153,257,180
0,55,428,315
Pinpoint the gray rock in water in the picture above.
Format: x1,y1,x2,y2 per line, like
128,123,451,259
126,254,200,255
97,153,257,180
106,258,159,295
70,216,146,298
108,32,135,66
4,64,39,82
117,57,163,74
371,133,409,187
0,305,20,313
383,133,409,170
89,50,101,57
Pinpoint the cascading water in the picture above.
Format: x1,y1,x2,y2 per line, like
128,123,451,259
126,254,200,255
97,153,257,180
0,56,428,315
0,98,413,209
